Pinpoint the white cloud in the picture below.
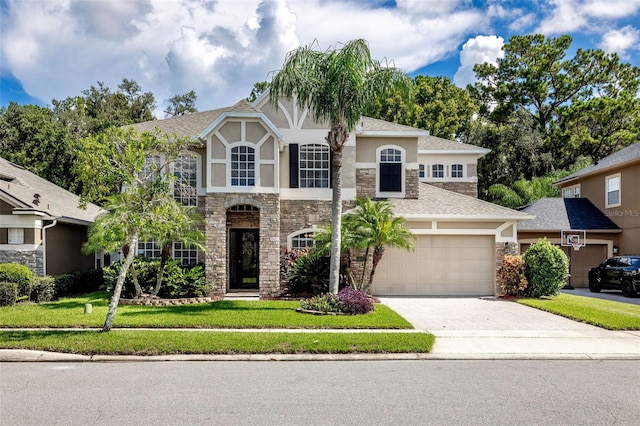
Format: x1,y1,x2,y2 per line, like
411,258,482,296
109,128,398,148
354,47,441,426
454,35,504,87
599,26,640,58
509,13,536,32
536,0,640,34
583,0,640,19
536,0,587,34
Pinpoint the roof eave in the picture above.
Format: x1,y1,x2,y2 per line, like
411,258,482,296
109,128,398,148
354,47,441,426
401,213,535,221
199,111,285,141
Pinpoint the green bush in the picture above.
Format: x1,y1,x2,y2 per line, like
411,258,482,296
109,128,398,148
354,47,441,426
0,263,34,298
0,282,18,307
300,293,343,313
31,276,56,303
102,258,207,298
522,239,569,298
286,249,330,295
54,269,104,297
499,255,528,296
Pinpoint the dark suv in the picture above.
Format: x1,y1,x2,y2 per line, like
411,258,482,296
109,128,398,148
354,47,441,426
588,256,640,297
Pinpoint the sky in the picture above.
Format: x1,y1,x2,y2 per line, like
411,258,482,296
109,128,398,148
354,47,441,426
1,0,639,117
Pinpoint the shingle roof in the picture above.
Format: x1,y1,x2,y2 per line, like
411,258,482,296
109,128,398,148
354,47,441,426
517,198,620,231
130,107,228,139
556,141,640,184
0,157,102,224
418,135,490,154
385,183,533,220
358,117,430,136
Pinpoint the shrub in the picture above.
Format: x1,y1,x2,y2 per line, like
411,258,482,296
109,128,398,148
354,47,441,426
286,249,330,295
499,255,528,296
0,282,18,307
300,293,343,313
54,269,104,298
522,238,569,298
31,276,56,303
337,287,374,314
0,263,34,298
102,258,207,298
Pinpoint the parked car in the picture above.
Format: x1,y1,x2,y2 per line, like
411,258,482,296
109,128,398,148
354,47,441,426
588,256,640,297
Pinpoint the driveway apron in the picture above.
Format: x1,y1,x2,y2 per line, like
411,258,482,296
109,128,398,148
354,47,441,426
379,296,640,358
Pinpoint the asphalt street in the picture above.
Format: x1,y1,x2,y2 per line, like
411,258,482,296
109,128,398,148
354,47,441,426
1,360,639,425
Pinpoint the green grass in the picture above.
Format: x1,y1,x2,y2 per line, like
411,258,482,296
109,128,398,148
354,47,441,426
0,292,412,329
517,293,640,330
0,330,434,355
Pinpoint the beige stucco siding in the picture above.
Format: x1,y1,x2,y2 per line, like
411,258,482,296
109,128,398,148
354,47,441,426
356,137,418,163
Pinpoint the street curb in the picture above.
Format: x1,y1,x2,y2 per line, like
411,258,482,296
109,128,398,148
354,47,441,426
2,349,640,362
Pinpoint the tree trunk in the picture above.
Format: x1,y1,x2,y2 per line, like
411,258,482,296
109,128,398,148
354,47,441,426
366,247,384,292
328,121,349,295
103,232,139,332
121,244,142,297
153,245,172,296
359,246,371,291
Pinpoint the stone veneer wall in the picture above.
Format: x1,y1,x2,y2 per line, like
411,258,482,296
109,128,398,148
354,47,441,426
279,200,333,249
494,242,519,296
430,181,478,198
356,168,419,199
0,249,44,276
205,193,280,298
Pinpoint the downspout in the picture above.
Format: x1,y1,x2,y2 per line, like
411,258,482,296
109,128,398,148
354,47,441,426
42,219,58,276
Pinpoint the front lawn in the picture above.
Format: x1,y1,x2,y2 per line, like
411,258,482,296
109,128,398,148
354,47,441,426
517,293,640,330
0,292,412,329
0,330,434,355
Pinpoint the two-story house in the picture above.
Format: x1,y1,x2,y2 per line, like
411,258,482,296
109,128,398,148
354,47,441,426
0,157,103,275
131,93,532,298
518,141,640,287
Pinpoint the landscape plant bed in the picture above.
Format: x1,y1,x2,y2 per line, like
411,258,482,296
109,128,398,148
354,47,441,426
517,293,640,330
0,292,413,329
0,330,434,355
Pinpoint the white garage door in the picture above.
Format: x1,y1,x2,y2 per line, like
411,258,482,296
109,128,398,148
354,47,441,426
372,235,495,296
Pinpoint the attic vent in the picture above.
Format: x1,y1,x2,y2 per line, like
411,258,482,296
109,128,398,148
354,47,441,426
33,193,41,205
0,172,16,182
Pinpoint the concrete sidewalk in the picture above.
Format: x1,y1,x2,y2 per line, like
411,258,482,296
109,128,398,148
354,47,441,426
1,297,639,361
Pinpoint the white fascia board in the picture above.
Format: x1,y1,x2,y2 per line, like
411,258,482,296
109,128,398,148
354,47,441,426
357,130,430,137
0,191,29,209
57,216,95,226
199,112,285,142
418,149,490,155
400,213,536,221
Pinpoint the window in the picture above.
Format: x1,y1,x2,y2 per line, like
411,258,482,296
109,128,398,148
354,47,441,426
299,144,330,188
137,240,161,258
419,164,425,178
231,146,255,186
291,232,315,249
173,242,199,265
432,164,444,178
606,174,620,207
562,185,580,199
379,148,402,192
173,154,198,206
451,164,463,178
141,155,161,180
8,228,24,244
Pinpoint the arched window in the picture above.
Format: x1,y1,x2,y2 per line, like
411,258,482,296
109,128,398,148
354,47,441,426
231,146,255,186
288,230,317,250
379,148,402,192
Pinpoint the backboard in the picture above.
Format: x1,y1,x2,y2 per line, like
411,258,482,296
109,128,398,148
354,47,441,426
561,229,586,249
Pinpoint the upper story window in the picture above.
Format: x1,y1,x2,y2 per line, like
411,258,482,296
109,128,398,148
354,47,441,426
419,164,425,178
231,146,255,186
173,153,198,207
606,173,621,208
451,164,463,178
562,185,580,199
432,164,444,178
8,228,24,244
299,144,330,188
379,148,402,192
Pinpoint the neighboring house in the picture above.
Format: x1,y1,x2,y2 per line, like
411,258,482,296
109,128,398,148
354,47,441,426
0,157,103,276
131,93,533,298
518,141,640,287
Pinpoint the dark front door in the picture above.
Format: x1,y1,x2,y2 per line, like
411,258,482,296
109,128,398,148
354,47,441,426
229,229,259,290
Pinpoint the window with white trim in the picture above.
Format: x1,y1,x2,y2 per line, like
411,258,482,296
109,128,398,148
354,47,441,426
451,164,463,178
299,144,330,188
231,146,255,186
432,164,444,178
173,242,199,265
419,164,425,178
137,240,161,258
173,153,198,207
8,228,24,244
141,155,161,180
606,174,621,207
562,185,580,199
290,232,315,249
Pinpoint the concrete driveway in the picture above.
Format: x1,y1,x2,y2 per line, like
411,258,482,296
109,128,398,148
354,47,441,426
562,288,640,305
379,296,640,358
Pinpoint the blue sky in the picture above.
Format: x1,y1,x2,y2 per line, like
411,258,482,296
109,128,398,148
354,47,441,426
1,0,639,117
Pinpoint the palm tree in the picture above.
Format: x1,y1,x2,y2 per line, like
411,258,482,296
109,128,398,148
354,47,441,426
345,196,415,291
269,39,412,294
